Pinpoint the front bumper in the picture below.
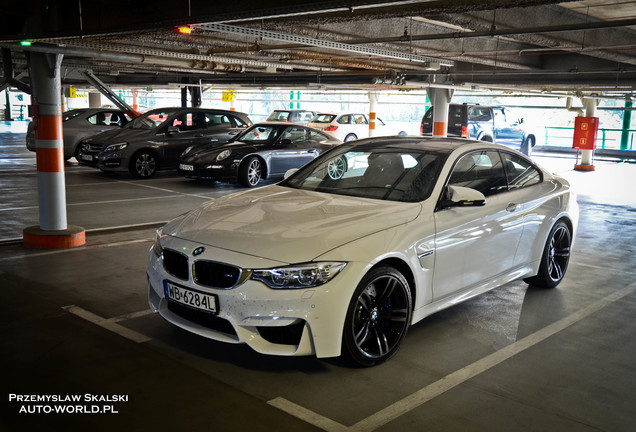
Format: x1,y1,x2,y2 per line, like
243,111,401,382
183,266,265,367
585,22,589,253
147,237,361,358
177,162,237,181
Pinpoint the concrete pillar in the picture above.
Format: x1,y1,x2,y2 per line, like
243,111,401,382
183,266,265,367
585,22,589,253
24,51,85,248
368,91,379,137
88,92,101,108
427,87,454,137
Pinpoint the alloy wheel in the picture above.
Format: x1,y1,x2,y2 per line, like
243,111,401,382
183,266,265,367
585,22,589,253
351,274,410,360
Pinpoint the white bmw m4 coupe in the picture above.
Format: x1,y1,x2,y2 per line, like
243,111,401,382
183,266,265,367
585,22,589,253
147,137,578,366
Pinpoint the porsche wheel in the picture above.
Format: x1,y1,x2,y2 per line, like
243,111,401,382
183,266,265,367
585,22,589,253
239,156,262,187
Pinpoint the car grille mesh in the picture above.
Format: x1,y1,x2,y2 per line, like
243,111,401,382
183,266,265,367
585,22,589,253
162,249,189,280
162,249,242,288
194,261,241,289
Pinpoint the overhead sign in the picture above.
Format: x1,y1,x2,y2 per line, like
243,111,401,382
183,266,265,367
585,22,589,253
222,90,235,103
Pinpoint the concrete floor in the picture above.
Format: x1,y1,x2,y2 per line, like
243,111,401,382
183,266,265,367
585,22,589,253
1,124,635,431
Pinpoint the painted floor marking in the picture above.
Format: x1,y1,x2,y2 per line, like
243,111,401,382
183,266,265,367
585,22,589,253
0,238,153,261
62,305,152,344
269,282,636,432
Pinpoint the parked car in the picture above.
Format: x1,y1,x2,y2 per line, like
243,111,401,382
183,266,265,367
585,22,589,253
266,109,317,125
421,104,537,155
308,112,407,142
148,137,578,366
26,108,133,160
178,122,341,187
77,107,252,178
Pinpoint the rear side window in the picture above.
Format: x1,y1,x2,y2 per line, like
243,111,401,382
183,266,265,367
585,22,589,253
501,153,542,188
338,115,352,124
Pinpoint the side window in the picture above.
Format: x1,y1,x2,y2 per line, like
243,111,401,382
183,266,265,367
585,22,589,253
233,116,249,128
448,151,507,197
309,130,333,142
501,153,542,188
300,112,315,122
205,114,231,128
468,107,492,121
87,112,108,126
338,115,351,124
281,126,308,143
352,114,367,124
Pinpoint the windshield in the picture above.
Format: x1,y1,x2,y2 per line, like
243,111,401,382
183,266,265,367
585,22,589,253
312,114,337,123
125,110,175,130
235,124,284,142
266,111,291,121
282,143,447,202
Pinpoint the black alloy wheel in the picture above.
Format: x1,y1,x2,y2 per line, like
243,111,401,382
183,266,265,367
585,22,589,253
239,156,262,187
524,220,572,288
342,266,412,367
130,151,158,178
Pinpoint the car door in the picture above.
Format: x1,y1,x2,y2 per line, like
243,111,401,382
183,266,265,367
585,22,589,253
432,150,526,300
161,111,208,164
269,126,317,174
494,108,524,145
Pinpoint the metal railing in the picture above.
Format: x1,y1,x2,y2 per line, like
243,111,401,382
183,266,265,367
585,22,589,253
543,126,635,151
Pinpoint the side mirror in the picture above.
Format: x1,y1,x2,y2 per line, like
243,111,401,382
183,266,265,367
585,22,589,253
167,126,179,134
438,185,486,210
280,138,292,146
284,168,298,179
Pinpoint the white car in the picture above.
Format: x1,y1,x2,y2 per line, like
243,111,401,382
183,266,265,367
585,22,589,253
308,112,407,142
147,137,578,366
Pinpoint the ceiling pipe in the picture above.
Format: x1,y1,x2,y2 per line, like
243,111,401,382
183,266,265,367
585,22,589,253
0,42,238,72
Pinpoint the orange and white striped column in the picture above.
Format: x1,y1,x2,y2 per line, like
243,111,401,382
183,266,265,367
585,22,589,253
368,91,379,137
427,87,454,137
24,52,85,248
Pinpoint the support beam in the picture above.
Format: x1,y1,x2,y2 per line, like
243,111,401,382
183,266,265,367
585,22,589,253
25,51,85,248
427,87,454,137
81,70,139,117
368,91,379,137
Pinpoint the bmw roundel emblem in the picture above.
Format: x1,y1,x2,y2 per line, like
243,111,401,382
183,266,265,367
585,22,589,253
192,246,205,256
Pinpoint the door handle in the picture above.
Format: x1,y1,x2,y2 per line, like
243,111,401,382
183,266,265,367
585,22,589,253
506,203,519,212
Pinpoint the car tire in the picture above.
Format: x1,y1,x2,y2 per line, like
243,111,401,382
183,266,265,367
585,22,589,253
398,131,407,136
524,220,572,288
344,133,358,142
342,266,412,367
520,139,532,156
130,150,158,179
327,156,348,180
239,156,262,187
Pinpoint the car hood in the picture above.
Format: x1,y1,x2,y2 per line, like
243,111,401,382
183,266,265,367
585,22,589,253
162,185,422,264
181,140,256,163
86,127,154,144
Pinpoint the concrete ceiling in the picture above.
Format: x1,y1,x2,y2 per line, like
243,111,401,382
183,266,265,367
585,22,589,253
2,0,636,97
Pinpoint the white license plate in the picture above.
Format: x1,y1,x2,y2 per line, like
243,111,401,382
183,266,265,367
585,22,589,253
80,154,94,162
179,163,194,171
164,281,217,313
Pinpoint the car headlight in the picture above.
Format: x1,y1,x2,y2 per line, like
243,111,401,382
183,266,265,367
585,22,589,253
103,142,128,152
152,230,164,258
251,262,346,289
216,149,232,161
181,145,194,157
